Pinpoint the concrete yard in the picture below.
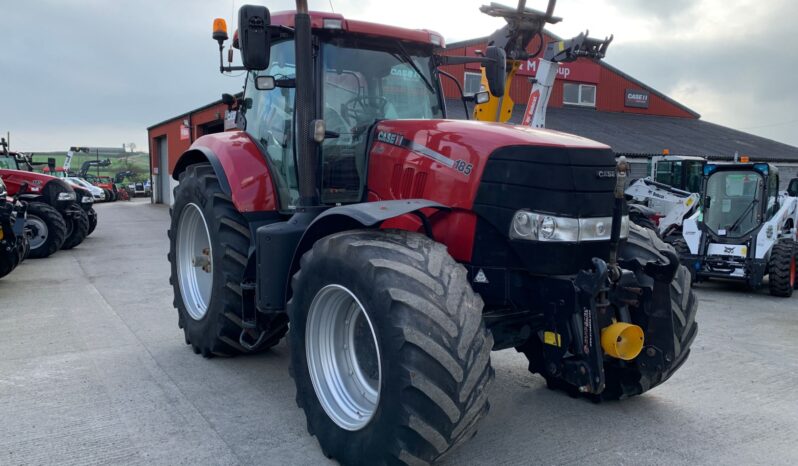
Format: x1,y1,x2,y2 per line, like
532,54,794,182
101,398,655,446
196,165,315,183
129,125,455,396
1,199,797,465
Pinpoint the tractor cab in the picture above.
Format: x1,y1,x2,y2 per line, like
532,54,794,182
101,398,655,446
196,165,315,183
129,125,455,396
0,152,21,170
679,162,798,294
650,155,706,194
243,29,449,207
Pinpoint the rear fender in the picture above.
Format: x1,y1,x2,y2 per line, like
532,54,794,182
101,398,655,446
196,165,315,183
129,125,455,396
172,132,278,213
256,199,448,312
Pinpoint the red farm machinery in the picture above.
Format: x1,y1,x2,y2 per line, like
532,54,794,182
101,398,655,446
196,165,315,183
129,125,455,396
167,2,698,464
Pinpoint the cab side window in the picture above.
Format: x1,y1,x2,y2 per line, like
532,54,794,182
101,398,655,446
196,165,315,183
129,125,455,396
245,40,299,210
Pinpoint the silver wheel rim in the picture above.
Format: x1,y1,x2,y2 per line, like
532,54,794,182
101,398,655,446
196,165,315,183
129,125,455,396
26,215,48,250
176,203,213,320
306,284,382,431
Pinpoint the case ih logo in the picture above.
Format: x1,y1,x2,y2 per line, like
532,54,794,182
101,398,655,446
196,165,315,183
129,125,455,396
625,89,649,108
376,131,473,176
595,170,616,179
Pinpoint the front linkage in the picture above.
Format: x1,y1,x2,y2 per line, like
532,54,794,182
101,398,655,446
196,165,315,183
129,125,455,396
536,156,682,395
539,245,680,395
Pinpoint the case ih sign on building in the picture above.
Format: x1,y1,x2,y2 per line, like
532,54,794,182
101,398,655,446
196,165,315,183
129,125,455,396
625,89,650,108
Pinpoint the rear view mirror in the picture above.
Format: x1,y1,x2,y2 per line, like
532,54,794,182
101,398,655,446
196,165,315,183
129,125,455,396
484,46,506,98
255,75,276,90
787,178,798,197
238,5,271,70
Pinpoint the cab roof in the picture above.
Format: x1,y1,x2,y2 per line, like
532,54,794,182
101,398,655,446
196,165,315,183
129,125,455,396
269,10,445,48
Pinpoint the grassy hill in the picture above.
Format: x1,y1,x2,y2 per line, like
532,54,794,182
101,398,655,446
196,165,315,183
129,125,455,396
29,151,150,180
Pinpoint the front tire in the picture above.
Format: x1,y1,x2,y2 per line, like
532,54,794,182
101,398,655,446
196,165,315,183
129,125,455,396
87,208,98,236
25,202,67,259
168,163,287,357
768,239,795,297
288,230,493,465
604,225,698,399
665,235,695,282
0,235,18,279
61,206,89,249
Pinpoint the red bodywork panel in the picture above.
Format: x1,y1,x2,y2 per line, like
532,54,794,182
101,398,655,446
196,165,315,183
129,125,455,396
269,11,443,47
367,120,609,261
0,169,58,196
188,131,278,213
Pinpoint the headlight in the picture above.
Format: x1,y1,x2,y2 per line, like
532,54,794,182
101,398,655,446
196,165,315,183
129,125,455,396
81,196,94,204
510,210,629,242
57,192,76,201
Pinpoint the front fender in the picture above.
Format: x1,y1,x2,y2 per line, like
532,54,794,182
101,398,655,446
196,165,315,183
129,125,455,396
256,199,448,312
172,132,278,213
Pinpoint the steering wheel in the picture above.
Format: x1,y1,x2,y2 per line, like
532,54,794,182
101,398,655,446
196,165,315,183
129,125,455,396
342,96,389,123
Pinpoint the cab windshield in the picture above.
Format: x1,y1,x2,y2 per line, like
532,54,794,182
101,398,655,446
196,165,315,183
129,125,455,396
320,38,442,204
704,171,763,237
0,154,19,170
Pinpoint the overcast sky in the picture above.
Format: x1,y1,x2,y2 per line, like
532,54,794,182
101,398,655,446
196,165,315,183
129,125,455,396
2,0,796,152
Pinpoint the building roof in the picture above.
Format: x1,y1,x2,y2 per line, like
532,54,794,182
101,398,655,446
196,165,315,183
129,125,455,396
445,101,798,162
446,33,700,119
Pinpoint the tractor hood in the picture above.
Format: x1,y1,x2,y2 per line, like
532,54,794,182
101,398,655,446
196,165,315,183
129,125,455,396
367,119,613,210
373,119,609,156
0,168,68,196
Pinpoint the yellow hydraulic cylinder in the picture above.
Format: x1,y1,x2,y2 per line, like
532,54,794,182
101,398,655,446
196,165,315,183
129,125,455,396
600,322,644,360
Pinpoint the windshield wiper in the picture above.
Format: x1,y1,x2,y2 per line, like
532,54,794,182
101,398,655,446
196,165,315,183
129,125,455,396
728,199,758,232
394,41,435,94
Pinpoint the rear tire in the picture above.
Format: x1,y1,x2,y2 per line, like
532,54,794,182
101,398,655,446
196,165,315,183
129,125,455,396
25,202,67,259
768,239,794,297
87,208,98,236
288,230,493,465
61,206,89,250
169,163,287,357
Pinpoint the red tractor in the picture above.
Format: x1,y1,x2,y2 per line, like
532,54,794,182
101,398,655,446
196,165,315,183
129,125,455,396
168,3,698,464
0,145,91,257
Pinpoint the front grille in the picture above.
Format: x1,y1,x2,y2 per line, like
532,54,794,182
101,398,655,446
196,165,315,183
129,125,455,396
472,145,618,275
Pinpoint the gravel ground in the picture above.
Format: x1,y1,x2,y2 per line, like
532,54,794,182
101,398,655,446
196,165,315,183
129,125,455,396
1,199,796,465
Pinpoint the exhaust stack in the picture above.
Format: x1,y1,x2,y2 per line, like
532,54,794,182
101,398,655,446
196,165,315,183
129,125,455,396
294,0,319,207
